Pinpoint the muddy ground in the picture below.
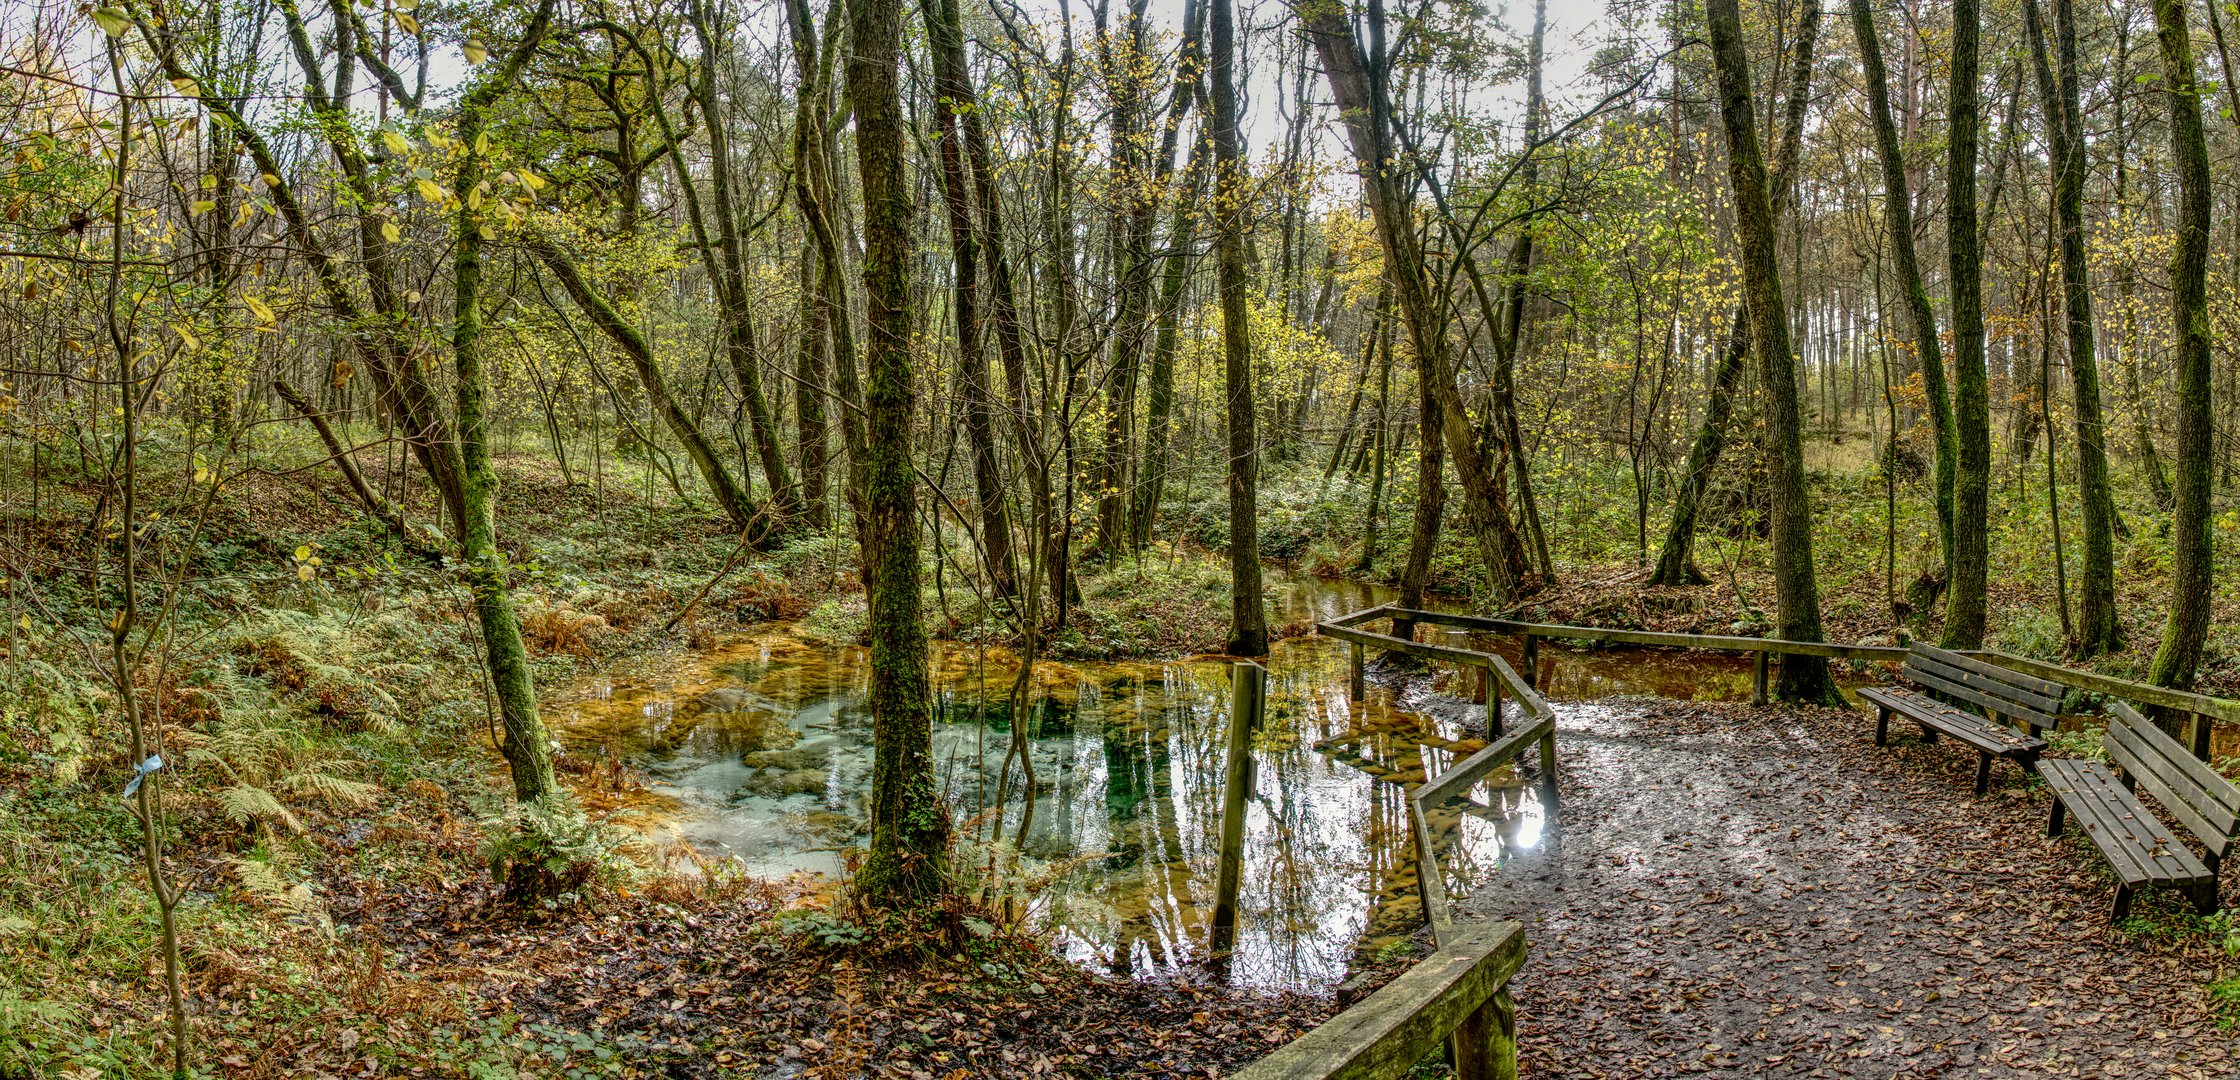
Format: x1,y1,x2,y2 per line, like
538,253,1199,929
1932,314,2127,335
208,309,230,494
1452,695,2240,1079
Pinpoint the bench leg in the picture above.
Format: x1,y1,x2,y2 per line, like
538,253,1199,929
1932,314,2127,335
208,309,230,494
2195,882,2221,917
1919,722,1938,744
2110,883,2133,923
1974,752,1993,796
2047,796,2066,838
1874,706,1890,747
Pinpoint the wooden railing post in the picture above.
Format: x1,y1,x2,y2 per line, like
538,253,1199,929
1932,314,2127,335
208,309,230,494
1520,633,1539,689
1452,985,1518,1080
1751,650,1770,705
2193,713,2214,762
1348,641,1365,702
1485,662,1503,737
1537,730,1559,808
1211,661,1266,959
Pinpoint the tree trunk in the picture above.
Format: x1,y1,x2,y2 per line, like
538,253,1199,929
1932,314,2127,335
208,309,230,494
922,0,1019,601
1941,0,1991,650
1850,0,1958,579
689,0,799,524
454,0,560,804
2148,0,2216,689
2025,0,2121,656
1130,124,1210,551
532,240,765,539
1651,0,1821,586
849,0,948,901
1211,0,1267,656
1300,0,1527,605
1705,0,1839,704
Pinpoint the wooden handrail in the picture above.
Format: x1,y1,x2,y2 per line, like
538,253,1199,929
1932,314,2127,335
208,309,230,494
1235,920,1526,1080
1964,648,2240,725
1387,607,1911,661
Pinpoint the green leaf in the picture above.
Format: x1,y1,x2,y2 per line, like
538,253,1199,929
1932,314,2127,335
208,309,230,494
91,7,131,37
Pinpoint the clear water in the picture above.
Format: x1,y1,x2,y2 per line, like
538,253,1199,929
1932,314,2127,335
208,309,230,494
554,576,1821,990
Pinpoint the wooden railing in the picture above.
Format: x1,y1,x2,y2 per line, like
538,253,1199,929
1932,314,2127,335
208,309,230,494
1340,604,2240,759
1252,602,2240,1077
1236,920,1526,1080
1238,604,1559,1078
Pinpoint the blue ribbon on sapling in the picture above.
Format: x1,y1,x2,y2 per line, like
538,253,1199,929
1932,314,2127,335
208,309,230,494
122,754,163,798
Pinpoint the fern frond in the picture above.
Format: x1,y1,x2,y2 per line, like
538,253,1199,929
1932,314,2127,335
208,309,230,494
217,784,303,833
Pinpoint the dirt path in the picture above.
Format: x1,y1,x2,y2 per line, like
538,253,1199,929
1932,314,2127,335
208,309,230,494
1451,697,2240,1079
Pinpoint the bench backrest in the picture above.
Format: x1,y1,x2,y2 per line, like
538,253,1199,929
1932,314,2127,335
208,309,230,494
1900,642,2065,735
2106,701,2240,857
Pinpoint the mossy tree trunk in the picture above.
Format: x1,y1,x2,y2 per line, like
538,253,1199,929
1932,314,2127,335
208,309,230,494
1704,0,1840,705
1652,0,1820,587
1941,0,1991,650
1211,0,1267,657
454,0,560,804
532,240,762,540
2148,0,2217,690
922,0,1020,602
1849,0,1958,582
2025,0,2122,656
850,0,949,901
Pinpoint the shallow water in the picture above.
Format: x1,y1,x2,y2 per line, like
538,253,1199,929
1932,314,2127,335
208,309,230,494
552,576,1865,991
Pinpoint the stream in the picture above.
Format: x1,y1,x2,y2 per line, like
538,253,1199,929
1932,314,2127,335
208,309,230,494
552,573,1811,991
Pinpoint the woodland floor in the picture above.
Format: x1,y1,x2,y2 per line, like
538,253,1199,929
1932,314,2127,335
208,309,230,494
1456,695,2240,1079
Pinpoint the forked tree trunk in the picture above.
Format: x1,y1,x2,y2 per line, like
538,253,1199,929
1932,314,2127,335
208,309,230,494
2024,0,2121,656
1704,0,1840,705
1651,0,1820,586
1850,0,1959,581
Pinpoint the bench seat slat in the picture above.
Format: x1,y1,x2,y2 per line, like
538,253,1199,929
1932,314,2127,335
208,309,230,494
2041,758,2213,887
1859,687,2045,756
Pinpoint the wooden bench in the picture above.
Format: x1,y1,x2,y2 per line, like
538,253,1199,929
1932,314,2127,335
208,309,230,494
2042,701,2240,920
1858,642,2059,794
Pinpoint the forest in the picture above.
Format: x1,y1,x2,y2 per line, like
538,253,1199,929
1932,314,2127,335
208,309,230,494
4,0,2239,1070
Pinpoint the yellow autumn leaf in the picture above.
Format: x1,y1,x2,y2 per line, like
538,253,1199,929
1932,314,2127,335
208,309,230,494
381,130,411,156
171,324,200,350
415,178,445,203
91,7,130,36
243,294,276,323
294,544,311,561
464,39,488,65
190,199,215,215
170,77,199,96
297,564,316,581
393,9,419,35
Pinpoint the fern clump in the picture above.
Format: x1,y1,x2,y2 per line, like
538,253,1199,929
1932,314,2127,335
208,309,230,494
480,797,640,905
228,609,398,727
